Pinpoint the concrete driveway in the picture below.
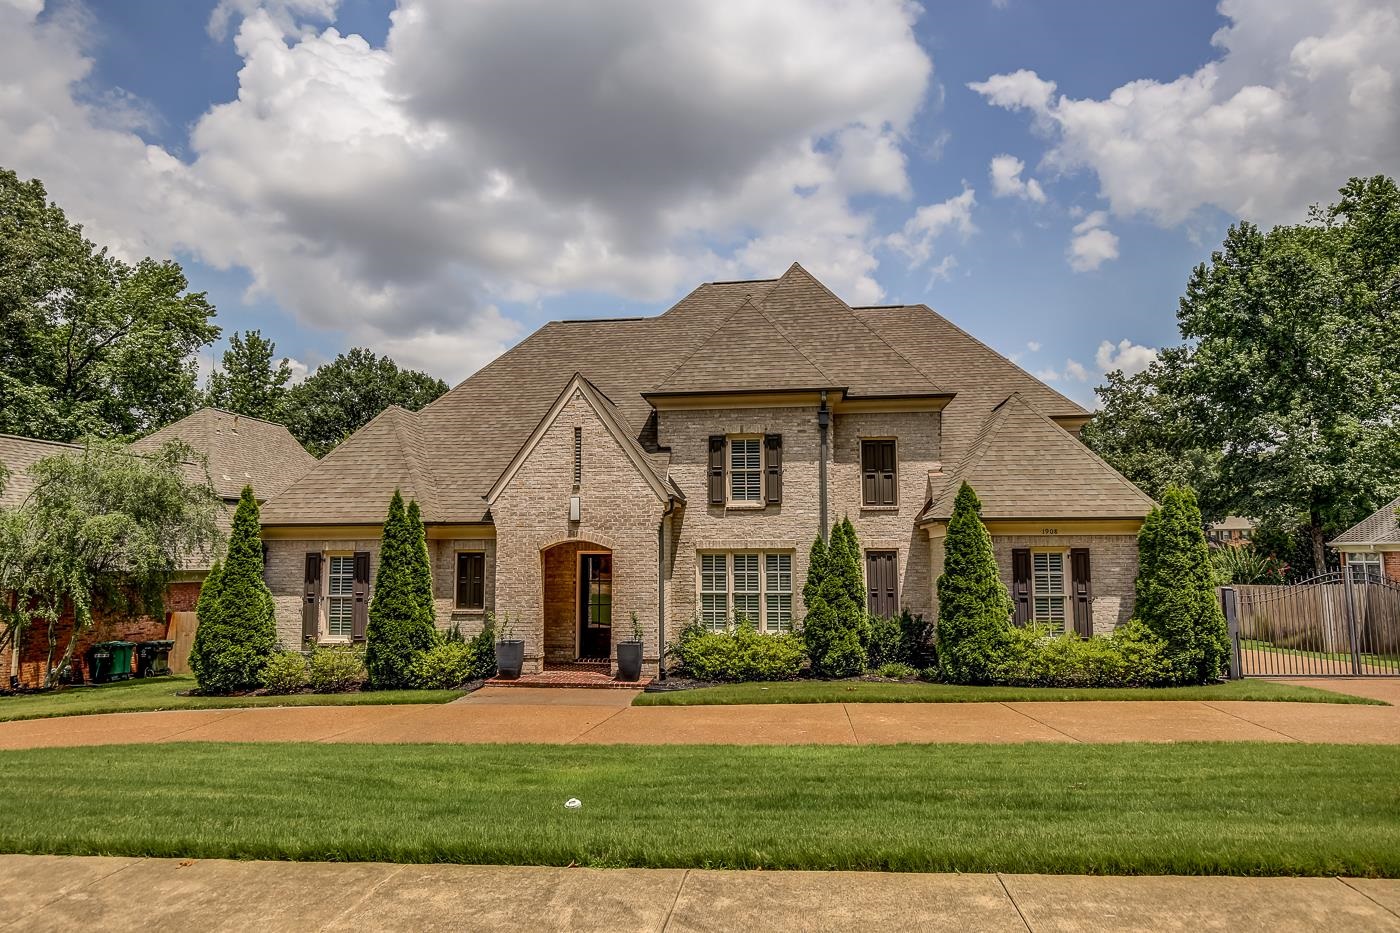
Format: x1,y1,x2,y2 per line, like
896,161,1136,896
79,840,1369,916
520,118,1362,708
1,855,1396,932
0,682,1396,749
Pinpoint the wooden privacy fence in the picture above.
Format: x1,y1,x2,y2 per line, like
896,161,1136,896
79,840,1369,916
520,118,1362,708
1223,572,1400,677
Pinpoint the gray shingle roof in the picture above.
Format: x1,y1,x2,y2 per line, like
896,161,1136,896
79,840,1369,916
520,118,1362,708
920,393,1155,521
130,408,317,501
0,434,84,511
1331,496,1400,546
261,264,1128,525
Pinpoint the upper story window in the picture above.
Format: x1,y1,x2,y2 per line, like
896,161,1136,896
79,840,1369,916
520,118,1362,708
861,438,897,507
708,434,782,506
730,437,762,502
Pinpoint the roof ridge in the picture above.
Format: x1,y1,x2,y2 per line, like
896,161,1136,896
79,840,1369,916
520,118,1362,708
1000,393,1155,506
0,433,83,450
386,405,439,510
199,407,294,429
897,304,1087,415
752,302,840,386
766,263,947,394
651,297,759,390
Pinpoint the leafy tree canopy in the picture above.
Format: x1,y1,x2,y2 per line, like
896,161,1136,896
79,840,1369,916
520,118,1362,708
206,330,293,422
0,439,221,687
0,168,219,441
1085,175,1400,574
283,348,448,457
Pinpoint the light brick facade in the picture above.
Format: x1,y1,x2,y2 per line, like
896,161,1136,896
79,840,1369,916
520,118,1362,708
990,534,1139,633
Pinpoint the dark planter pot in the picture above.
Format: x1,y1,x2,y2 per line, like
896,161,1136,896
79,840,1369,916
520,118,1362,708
495,640,525,679
616,641,644,682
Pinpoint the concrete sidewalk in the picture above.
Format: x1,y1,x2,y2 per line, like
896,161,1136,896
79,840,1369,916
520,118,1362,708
1,855,1396,932
1,684,1397,749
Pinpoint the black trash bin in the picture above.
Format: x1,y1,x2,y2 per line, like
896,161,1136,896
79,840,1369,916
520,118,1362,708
84,645,114,684
85,641,135,684
135,640,175,678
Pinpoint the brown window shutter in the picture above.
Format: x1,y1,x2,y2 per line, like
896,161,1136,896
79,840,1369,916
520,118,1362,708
1011,548,1032,625
866,551,898,617
351,551,371,642
861,440,897,506
879,441,896,506
861,441,876,505
456,552,485,611
301,553,322,644
764,434,783,504
1071,548,1093,637
707,435,725,505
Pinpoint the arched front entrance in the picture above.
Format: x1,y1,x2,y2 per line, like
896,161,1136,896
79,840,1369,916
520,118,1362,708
541,541,613,669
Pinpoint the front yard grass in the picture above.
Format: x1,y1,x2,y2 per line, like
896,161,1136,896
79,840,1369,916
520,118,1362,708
0,674,465,723
0,741,1395,876
633,678,1381,706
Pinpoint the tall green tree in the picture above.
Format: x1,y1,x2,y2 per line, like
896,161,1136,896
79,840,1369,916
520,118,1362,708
282,349,447,457
800,519,869,677
936,482,1013,685
206,330,293,422
405,499,437,632
1086,175,1400,573
1134,486,1229,684
365,490,437,688
0,168,220,441
0,439,221,688
189,486,277,693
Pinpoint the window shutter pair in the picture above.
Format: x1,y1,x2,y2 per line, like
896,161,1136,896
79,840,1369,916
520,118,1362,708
764,434,783,504
708,434,783,504
302,553,322,644
1011,548,1032,625
865,550,897,617
1070,548,1093,637
352,551,371,642
861,440,896,506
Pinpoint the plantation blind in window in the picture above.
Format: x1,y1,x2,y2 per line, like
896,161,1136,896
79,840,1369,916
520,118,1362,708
1032,551,1066,634
730,438,762,502
326,555,356,641
764,553,792,633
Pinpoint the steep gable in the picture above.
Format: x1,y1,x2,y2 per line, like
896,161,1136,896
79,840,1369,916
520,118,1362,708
653,297,835,394
922,394,1154,521
1332,496,1400,547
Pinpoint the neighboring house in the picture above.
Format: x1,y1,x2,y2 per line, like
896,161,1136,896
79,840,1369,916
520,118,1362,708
1208,516,1256,547
1,408,316,687
260,263,1155,676
1332,497,1400,584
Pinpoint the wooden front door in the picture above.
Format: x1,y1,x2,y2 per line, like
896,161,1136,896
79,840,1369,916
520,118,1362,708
578,553,613,659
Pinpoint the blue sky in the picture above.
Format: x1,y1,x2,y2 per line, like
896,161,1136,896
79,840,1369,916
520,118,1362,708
4,0,1396,406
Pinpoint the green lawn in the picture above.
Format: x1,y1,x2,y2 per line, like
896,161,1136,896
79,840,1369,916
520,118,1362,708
0,675,465,723
634,678,1381,706
0,742,1395,876
1241,638,1400,668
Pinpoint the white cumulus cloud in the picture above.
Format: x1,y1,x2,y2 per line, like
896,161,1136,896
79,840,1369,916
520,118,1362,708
886,185,977,269
970,0,1400,228
1066,211,1119,272
1095,338,1158,378
988,154,1045,202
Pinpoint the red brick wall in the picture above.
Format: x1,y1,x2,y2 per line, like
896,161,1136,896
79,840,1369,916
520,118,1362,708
3,581,202,688
1386,552,1400,584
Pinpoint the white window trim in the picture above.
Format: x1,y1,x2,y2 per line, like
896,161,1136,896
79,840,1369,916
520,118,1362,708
1348,553,1383,583
696,550,794,634
323,550,356,644
1030,548,1068,634
727,435,764,507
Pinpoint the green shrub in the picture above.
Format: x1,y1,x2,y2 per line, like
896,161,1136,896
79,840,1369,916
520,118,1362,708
443,621,465,644
1211,542,1285,585
801,519,870,676
189,487,278,694
866,610,936,671
875,661,917,679
365,490,439,689
307,645,367,692
1135,486,1230,683
918,665,942,683
670,620,806,682
262,651,308,694
462,613,498,680
936,482,1014,684
408,642,476,689
866,614,902,669
989,620,1172,687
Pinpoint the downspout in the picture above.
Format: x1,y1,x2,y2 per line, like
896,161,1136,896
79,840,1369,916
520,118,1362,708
657,498,676,681
818,390,830,542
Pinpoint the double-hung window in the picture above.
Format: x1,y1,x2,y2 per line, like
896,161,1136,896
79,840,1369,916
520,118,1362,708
729,437,762,503
1348,554,1383,584
1032,551,1067,633
326,555,356,640
698,551,794,633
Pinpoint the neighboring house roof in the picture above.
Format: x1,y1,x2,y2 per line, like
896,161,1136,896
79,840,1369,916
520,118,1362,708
130,408,317,501
0,434,84,511
920,393,1155,522
1331,496,1400,547
261,263,1114,525
1211,516,1256,532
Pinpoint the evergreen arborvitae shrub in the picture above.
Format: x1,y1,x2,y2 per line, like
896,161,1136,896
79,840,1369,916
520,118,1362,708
802,534,829,610
800,519,869,677
1133,485,1230,683
189,487,277,694
365,490,438,688
405,499,438,632
935,482,1013,684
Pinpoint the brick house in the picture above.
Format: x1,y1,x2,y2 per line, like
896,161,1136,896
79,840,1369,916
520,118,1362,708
1333,497,1400,584
259,264,1156,676
1,409,316,686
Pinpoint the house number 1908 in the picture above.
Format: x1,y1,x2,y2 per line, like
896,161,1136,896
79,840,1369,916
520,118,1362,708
1040,528,1058,535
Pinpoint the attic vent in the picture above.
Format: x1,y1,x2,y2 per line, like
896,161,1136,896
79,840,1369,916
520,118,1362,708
573,427,582,486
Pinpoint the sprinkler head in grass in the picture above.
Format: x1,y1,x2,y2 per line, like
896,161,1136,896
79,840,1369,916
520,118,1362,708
565,798,582,810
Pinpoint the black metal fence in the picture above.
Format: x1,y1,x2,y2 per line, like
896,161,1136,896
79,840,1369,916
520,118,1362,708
1221,572,1400,677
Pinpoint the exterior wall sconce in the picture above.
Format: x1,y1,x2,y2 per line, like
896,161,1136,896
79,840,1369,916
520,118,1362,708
569,495,581,522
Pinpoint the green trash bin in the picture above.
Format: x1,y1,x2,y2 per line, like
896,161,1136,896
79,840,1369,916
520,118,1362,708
89,641,135,683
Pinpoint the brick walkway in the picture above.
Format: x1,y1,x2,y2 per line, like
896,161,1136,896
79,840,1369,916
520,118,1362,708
0,679,1395,749
2,855,1397,932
